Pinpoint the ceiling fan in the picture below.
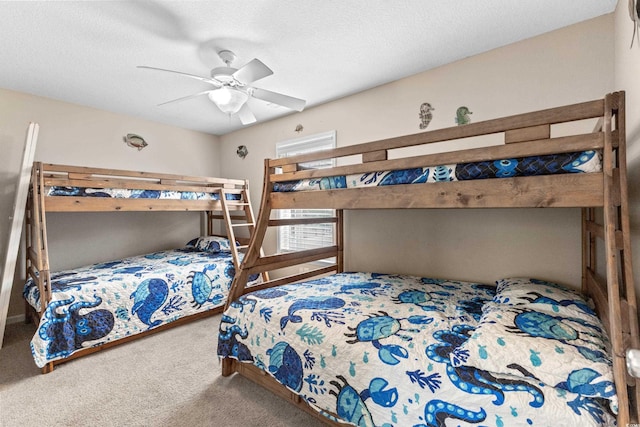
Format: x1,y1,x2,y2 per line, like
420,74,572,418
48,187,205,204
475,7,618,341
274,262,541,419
138,50,306,125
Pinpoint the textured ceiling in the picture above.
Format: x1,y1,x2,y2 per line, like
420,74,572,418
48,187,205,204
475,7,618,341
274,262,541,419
0,1,617,135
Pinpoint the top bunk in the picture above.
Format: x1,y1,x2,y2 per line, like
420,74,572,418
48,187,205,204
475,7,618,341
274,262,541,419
32,162,249,212
267,91,624,210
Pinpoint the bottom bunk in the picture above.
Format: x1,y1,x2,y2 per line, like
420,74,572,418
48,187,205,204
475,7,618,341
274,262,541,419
218,272,617,427
25,236,259,370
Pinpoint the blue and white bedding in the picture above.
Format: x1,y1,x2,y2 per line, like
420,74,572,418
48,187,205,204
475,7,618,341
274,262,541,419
46,186,241,200
273,150,601,192
25,236,258,368
217,273,616,426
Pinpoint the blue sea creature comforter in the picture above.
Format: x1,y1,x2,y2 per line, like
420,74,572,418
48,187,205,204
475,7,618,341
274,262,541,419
46,186,241,200
272,151,601,192
25,247,258,368
217,272,615,426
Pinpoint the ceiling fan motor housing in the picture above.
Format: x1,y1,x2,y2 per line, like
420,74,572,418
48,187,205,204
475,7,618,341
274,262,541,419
210,67,239,84
211,50,240,84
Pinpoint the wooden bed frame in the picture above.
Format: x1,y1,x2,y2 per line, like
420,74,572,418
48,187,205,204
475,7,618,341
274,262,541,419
221,91,640,425
25,162,266,373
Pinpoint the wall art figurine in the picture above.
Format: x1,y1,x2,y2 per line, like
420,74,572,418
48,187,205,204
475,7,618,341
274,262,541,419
123,133,148,151
455,106,472,126
630,0,640,48
419,102,435,129
236,145,249,159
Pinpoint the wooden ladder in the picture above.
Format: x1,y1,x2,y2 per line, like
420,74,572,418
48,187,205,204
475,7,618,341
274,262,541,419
219,186,269,282
583,91,639,424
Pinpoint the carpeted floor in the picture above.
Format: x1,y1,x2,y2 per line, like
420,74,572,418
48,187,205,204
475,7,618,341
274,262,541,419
0,315,326,427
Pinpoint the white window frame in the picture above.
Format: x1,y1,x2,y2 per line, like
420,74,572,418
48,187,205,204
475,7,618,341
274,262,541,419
276,131,336,255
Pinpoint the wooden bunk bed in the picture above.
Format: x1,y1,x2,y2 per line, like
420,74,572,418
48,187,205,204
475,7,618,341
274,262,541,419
25,162,266,373
219,91,640,426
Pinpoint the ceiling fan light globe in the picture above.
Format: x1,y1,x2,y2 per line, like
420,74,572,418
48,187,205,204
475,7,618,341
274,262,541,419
208,87,249,114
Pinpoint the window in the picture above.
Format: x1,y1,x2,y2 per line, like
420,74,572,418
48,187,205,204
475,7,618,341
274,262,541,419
276,131,336,253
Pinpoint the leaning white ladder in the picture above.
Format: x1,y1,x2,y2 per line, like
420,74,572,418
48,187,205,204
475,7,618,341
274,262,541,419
0,123,39,348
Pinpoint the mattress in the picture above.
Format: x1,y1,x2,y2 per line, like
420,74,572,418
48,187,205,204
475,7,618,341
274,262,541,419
46,186,241,200
217,272,615,426
25,244,257,368
273,150,601,192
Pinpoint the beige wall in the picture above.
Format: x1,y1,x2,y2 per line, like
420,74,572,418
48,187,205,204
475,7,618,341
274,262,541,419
0,12,627,322
614,1,640,303
0,88,220,318
219,15,614,287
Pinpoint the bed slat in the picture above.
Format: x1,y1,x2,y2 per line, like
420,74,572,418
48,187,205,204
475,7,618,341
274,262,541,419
243,265,338,294
246,246,338,274
44,197,224,212
585,219,625,249
44,177,228,193
504,124,550,144
362,150,388,162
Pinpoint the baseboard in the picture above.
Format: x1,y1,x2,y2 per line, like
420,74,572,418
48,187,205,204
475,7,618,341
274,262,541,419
6,314,26,325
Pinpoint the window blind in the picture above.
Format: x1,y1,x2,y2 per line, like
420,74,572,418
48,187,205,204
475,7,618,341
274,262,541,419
276,131,336,253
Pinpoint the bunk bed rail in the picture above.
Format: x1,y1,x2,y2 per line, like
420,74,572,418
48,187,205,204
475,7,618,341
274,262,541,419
269,97,609,210
270,97,605,172
37,163,247,212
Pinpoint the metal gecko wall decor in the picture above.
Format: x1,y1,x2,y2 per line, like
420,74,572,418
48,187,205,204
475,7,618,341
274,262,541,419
455,106,473,126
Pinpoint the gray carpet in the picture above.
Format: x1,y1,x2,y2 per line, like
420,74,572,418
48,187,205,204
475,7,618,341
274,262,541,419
0,315,326,427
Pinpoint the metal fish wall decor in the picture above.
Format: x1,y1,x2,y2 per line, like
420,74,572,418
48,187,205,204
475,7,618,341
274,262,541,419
123,134,148,151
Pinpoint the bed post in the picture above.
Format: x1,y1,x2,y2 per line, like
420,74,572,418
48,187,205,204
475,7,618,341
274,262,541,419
602,91,627,423
601,91,639,424
224,159,273,309
221,160,274,377
24,163,54,374
25,163,51,315
581,207,595,295
613,91,640,422
336,209,344,273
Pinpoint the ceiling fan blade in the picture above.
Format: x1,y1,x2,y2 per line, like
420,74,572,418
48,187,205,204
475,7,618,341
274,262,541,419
250,87,306,112
237,104,257,125
232,59,273,84
157,90,212,106
137,65,222,86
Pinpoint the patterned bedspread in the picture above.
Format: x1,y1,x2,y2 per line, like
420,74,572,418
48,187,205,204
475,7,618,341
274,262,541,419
273,150,601,192
25,246,257,368
217,272,615,426
46,186,241,200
